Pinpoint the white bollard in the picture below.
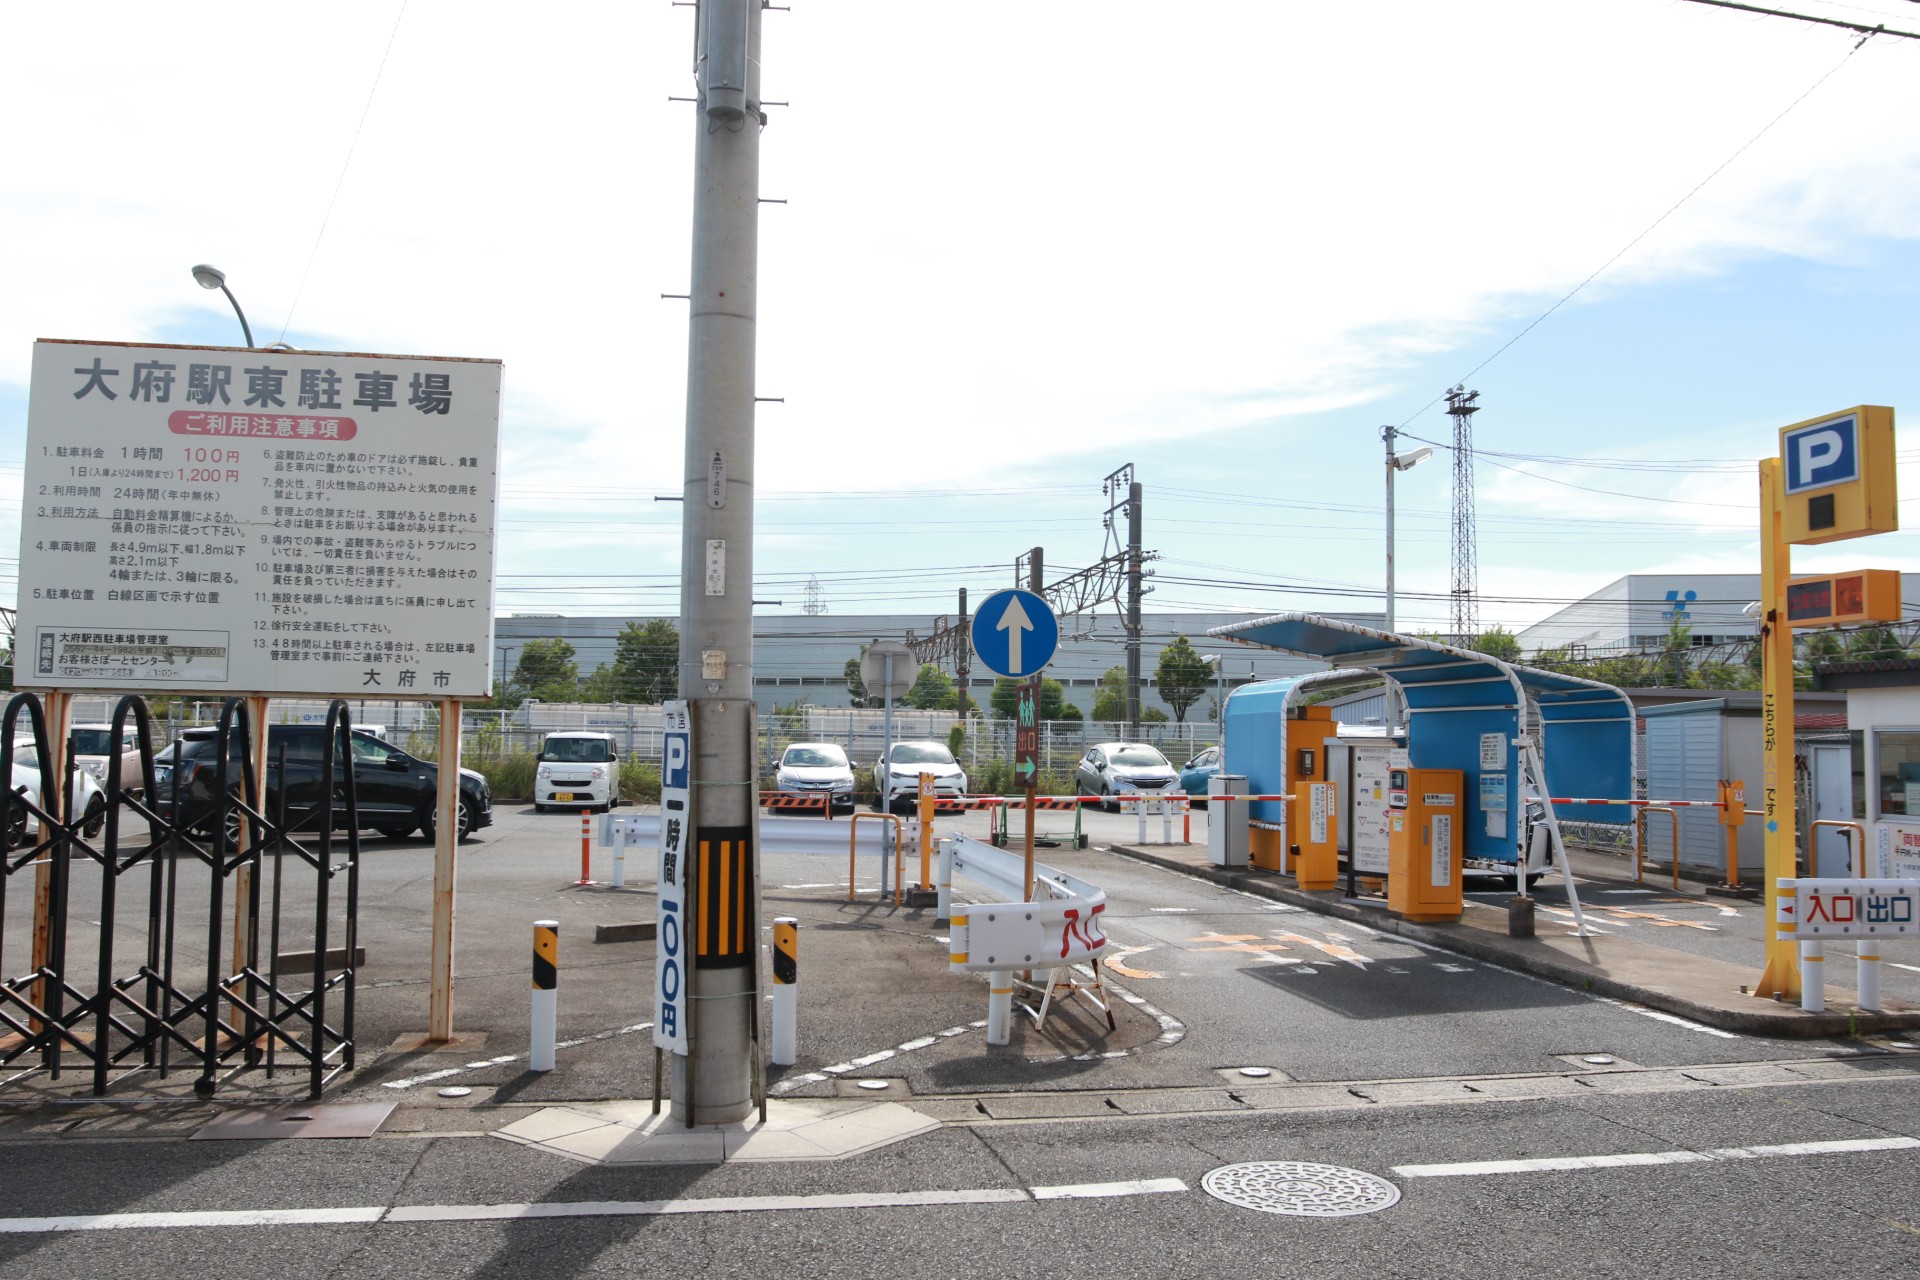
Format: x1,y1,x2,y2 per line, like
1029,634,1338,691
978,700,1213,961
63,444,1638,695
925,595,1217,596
936,838,953,923
1859,941,1882,1013
771,916,798,1066
1799,939,1825,1014
531,920,559,1071
1161,798,1173,844
987,969,1013,1046
1136,798,1147,844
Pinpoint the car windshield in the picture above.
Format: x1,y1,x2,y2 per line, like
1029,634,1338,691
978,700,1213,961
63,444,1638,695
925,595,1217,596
783,746,847,768
69,729,120,756
891,744,955,766
1111,747,1170,768
541,738,613,763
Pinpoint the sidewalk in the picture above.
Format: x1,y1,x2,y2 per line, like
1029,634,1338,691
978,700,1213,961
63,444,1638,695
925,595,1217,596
1104,840,1920,1039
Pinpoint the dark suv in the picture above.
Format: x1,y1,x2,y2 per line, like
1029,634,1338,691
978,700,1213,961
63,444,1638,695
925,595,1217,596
155,725,492,842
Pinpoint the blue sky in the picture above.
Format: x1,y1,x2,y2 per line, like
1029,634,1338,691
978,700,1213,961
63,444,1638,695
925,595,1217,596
3,1,1918,646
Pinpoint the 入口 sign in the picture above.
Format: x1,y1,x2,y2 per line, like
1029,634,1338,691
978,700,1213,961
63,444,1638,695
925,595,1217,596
19,340,502,697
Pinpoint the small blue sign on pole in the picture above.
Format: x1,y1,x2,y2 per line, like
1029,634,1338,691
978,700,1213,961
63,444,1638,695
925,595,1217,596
971,589,1059,679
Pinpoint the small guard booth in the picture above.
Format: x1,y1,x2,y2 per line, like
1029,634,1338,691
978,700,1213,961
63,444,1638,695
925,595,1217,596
1210,613,1635,925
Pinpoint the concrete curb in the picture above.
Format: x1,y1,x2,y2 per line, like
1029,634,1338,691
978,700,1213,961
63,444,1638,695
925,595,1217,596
1104,843,1920,1039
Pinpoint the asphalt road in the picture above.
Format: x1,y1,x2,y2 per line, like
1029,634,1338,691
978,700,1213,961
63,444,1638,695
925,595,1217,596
0,802,1915,1276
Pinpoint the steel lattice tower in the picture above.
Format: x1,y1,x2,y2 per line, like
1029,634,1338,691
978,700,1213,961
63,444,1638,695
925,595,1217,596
803,574,826,615
1445,386,1481,644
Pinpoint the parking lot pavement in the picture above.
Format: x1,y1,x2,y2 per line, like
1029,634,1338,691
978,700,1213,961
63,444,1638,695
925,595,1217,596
1097,822,1920,1039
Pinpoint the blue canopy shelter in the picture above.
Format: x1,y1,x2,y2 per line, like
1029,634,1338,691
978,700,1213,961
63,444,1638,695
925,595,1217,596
1209,613,1636,933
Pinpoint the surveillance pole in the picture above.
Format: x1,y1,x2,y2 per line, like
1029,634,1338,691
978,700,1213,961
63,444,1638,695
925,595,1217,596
674,0,764,1126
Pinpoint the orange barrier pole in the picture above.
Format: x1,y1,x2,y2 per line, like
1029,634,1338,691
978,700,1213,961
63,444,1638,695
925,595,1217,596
576,810,593,886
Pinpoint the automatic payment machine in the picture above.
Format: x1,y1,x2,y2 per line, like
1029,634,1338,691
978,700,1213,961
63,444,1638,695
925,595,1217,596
1386,767,1464,922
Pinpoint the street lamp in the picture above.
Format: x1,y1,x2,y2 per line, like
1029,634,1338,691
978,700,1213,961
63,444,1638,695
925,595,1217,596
496,644,515,692
1382,425,1433,634
190,264,255,348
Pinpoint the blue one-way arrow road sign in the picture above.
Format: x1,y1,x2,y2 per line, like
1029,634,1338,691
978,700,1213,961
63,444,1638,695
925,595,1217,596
971,588,1059,679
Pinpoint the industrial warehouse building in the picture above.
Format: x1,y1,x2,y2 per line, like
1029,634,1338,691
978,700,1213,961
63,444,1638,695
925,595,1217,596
492,611,1382,718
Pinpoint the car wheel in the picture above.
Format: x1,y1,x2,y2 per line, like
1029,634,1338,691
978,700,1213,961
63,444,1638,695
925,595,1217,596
1102,784,1116,814
421,804,474,843
81,793,108,839
532,802,546,814
3,804,26,851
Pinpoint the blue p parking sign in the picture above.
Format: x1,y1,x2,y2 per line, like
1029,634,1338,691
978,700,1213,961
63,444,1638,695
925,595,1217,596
1783,413,1859,495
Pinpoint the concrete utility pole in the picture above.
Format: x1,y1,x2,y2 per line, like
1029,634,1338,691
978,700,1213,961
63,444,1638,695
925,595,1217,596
675,0,764,1126
1125,481,1143,737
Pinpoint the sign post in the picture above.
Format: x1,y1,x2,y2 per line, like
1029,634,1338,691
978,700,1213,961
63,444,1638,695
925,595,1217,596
971,588,1059,901
1756,406,1897,1001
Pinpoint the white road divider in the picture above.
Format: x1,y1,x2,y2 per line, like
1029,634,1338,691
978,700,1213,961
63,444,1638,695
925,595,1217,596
941,835,1114,1045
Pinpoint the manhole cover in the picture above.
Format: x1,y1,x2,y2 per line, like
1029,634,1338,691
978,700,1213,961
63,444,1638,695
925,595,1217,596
1202,1161,1400,1217
438,1087,473,1099
1238,1067,1273,1078
1583,1055,1616,1066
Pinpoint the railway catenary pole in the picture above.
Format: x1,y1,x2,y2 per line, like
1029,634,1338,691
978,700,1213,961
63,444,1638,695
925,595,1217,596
674,0,764,1125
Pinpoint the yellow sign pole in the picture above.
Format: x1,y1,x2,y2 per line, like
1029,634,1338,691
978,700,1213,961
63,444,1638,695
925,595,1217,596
1755,458,1800,1000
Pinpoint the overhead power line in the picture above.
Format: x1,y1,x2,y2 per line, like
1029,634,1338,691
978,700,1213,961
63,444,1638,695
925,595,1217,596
1677,0,1920,40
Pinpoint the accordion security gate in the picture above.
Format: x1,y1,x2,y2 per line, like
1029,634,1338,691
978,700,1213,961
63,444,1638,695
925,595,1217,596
0,694,360,1099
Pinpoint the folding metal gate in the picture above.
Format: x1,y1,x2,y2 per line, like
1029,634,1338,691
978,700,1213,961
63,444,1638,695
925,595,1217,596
0,693,360,1098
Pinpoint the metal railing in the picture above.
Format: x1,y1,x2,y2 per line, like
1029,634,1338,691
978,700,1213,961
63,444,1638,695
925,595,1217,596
0,693,359,1099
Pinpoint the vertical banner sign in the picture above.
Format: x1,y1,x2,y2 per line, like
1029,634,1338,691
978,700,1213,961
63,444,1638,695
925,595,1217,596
1432,814,1453,887
655,702,692,1056
1015,679,1039,786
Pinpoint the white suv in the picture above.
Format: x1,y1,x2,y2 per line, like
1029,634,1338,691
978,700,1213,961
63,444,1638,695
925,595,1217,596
534,731,619,812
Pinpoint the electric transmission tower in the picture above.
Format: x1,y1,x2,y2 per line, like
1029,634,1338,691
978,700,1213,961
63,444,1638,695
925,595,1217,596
803,574,826,615
1445,386,1480,644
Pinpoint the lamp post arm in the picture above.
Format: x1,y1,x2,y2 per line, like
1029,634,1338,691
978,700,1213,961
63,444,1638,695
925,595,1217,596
220,284,255,349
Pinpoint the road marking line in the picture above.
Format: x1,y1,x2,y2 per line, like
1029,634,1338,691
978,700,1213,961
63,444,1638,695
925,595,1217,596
0,1179,1197,1235
0,1207,388,1233
1888,962,1920,975
1030,1178,1188,1200
1590,996,1740,1040
1393,1136,1920,1179
772,1022,981,1095
383,1023,652,1090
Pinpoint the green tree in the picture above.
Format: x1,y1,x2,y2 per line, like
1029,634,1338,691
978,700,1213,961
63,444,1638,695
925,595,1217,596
1469,627,1523,663
1141,706,1168,724
578,663,620,702
991,676,1069,720
1846,624,1904,662
1090,665,1127,721
1154,636,1210,724
612,619,679,703
904,663,957,710
513,637,580,702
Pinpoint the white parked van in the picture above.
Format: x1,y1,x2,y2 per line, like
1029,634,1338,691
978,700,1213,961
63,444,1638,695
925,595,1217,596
534,731,619,812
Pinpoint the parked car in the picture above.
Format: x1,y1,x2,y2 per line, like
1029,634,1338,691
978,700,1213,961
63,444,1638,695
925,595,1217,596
154,725,493,842
1075,742,1180,811
871,741,968,813
3,761,108,849
1178,745,1221,806
67,722,146,798
775,743,857,812
533,731,619,812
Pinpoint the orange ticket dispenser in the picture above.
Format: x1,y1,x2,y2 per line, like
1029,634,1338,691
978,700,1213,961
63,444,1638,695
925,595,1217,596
1386,767,1464,922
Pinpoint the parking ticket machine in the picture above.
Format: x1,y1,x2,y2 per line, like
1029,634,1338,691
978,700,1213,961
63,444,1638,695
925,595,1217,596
1386,767,1464,922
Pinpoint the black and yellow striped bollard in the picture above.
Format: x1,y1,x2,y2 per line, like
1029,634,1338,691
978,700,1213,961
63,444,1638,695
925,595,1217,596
531,920,558,1072
771,916,797,1066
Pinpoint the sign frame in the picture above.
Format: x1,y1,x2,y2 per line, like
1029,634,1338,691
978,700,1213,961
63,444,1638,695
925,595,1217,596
655,701,694,1056
19,338,502,698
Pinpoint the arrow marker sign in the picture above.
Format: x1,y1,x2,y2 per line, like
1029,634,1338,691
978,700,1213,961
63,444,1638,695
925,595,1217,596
970,588,1059,680
998,593,1033,674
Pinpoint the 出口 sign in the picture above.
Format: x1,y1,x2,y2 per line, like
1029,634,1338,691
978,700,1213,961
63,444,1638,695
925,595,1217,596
1775,878,1919,939
18,340,501,697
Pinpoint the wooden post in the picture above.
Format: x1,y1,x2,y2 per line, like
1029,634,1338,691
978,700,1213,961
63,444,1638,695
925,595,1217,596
429,698,462,1042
